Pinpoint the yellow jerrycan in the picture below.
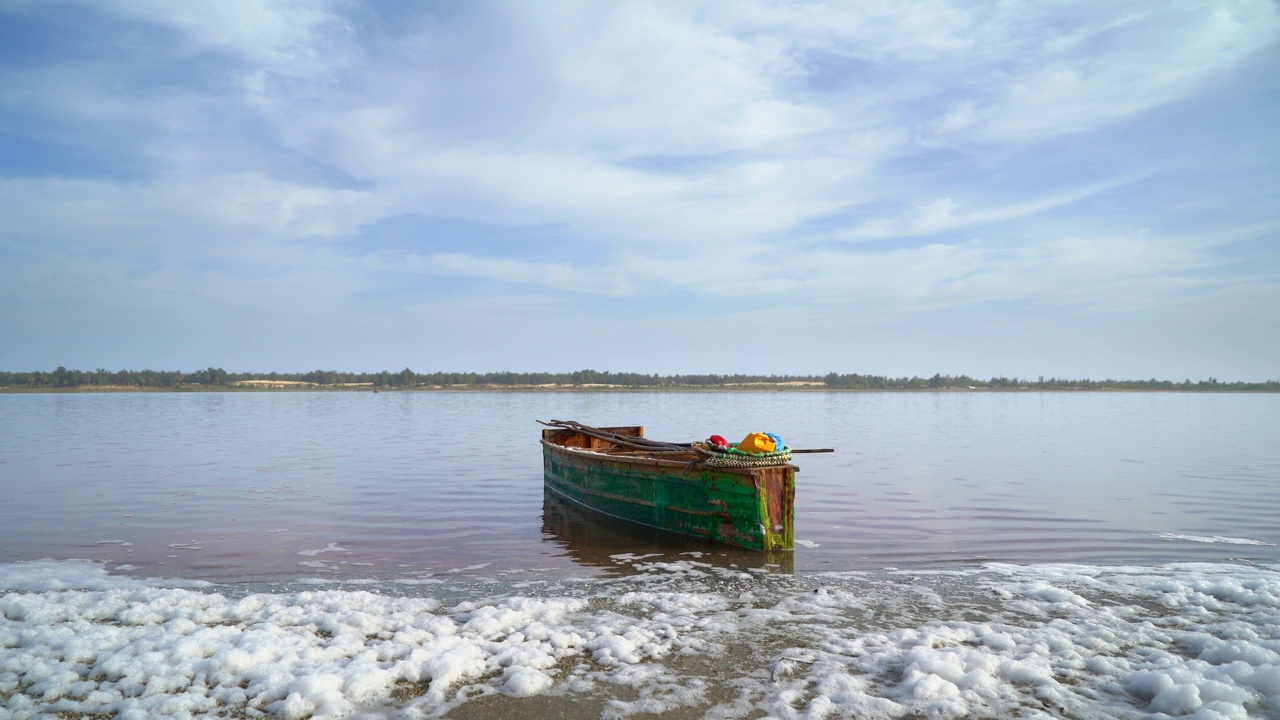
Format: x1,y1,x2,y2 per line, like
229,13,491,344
737,432,777,453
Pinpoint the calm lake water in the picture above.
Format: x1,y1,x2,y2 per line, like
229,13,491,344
2,390,1277,581
5,391,1280,719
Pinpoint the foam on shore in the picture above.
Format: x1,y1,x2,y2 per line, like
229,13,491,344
3,558,1278,718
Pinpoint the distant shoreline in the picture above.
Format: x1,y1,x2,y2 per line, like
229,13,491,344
2,385,1277,394
4,368,1276,393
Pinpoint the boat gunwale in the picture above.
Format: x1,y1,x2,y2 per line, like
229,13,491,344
540,438,797,476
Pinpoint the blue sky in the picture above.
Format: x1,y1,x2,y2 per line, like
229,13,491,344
1,0,1277,379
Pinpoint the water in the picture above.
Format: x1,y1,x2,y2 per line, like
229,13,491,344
2,392,1280,717
1,391,1278,580
3,391,1280,719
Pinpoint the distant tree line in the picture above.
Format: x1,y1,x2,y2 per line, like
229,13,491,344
820,373,1280,391
0,367,228,388
0,368,818,389
1,367,1277,391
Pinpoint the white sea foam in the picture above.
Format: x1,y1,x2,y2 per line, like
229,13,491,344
2,559,1278,718
297,542,351,557
1157,532,1276,546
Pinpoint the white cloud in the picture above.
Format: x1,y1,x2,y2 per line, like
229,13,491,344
510,2,829,156
76,0,349,71
0,175,381,251
928,1,1280,143
14,0,1272,255
394,253,632,297
777,223,1269,322
2,0,1278,373
843,179,1137,241
708,0,979,62
397,147,877,246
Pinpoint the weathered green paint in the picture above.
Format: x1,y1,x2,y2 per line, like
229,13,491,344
541,428,795,551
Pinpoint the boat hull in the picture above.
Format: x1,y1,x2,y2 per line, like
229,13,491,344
541,427,794,551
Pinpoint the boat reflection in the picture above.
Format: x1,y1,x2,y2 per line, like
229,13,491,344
541,487,794,575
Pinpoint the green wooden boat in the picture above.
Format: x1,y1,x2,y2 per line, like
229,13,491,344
540,421,796,551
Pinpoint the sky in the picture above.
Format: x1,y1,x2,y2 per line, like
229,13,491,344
1,0,1278,379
